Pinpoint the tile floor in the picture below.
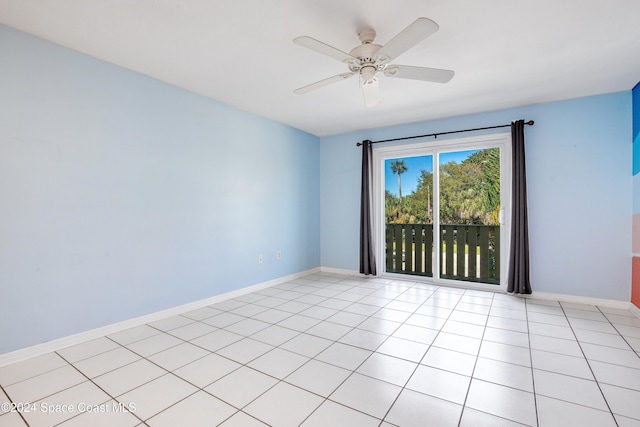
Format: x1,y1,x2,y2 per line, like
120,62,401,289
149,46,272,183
1,272,640,426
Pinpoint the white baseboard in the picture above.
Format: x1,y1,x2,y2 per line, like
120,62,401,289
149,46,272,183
526,291,631,310
630,303,640,319
0,267,320,368
2,265,638,368
320,266,361,276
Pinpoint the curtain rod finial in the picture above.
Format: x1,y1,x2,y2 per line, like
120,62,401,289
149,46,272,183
526,120,534,126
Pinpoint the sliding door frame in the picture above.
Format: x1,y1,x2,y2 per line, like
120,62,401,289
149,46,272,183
372,132,512,292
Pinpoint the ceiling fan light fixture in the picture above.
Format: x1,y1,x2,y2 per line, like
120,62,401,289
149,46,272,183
360,65,377,82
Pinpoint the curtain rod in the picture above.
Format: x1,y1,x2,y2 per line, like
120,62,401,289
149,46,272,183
355,120,534,146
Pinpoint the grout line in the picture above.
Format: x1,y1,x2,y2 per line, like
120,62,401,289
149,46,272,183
556,302,619,427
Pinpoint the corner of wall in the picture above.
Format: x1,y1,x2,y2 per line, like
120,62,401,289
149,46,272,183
632,81,640,309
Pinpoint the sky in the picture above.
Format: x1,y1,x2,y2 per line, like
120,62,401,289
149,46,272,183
385,149,478,196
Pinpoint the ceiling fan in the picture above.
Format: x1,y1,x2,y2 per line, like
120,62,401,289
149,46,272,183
293,17,454,107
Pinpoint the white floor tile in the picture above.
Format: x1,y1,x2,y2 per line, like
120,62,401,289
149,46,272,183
147,342,209,371
315,342,372,370
433,332,481,356
356,317,401,335
329,373,401,419
117,374,197,421
528,322,574,340
600,383,640,420
385,388,463,427
483,327,530,348
251,308,292,324
338,328,388,351
93,359,166,397
249,325,299,346
56,337,120,363
589,360,640,391
568,317,618,334
279,333,333,358
218,411,268,427
531,349,594,380
248,348,309,379
166,321,216,341
421,346,477,376
533,369,608,410
406,365,471,404
224,318,271,337
146,391,235,427
0,353,68,386
356,352,417,386
459,407,527,427
305,321,352,341
529,334,582,357
573,328,631,349
442,320,485,339
108,325,161,346
615,414,640,427
5,365,87,403
376,336,429,362
448,311,488,326
405,313,447,329
465,379,537,426
391,324,438,345
215,338,274,364
300,400,380,427
485,316,528,333
173,353,240,388
147,315,194,332
489,306,528,321
125,333,182,357
56,402,140,427
23,381,112,427
0,411,28,427
244,382,323,427
180,306,222,321
202,312,245,328
5,273,639,427
536,395,617,427
527,312,570,327
189,329,243,352
276,314,321,332
580,343,640,369
204,366,277,408
479,341,531,367
285,359,351,397
473,357,534,392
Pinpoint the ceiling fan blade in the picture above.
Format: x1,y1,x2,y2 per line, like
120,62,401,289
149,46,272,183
362,79,380,107
376,18,439,63
384,65,454,83
294,72,355,94
293,36,357,64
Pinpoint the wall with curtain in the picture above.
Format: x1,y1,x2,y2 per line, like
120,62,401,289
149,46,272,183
632,82,640,309
320,91,632,301
0,24,321,354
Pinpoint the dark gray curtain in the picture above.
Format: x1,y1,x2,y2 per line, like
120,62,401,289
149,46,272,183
507,120,532,294
359,140,377,275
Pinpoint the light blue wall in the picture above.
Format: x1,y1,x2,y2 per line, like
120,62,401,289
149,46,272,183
321,92,632,301
0,24,320,354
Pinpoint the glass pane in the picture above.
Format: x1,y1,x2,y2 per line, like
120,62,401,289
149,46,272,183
384,155,433,276
439,148,501,284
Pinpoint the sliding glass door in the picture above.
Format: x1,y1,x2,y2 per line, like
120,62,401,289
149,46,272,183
373,133,511,290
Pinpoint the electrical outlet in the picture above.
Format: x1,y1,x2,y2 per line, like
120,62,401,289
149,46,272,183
276,250,282,260
258,255,263,264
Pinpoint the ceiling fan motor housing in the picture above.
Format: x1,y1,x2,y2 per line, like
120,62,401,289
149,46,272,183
349,30,386,82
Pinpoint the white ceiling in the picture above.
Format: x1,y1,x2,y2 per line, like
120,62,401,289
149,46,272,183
1,0,639,136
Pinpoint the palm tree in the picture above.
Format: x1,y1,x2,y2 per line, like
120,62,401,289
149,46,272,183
390,160,408,206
